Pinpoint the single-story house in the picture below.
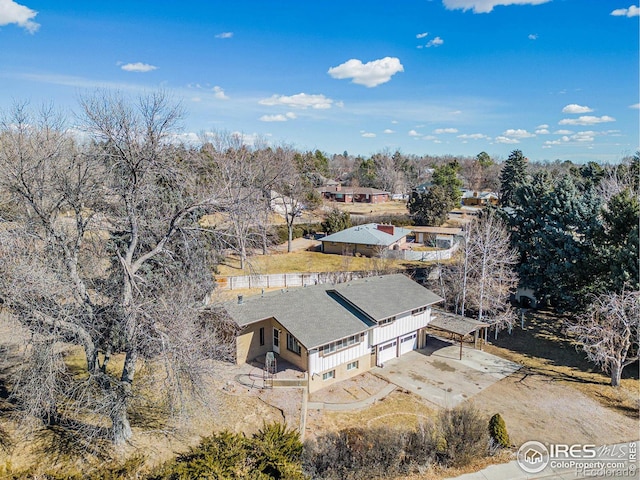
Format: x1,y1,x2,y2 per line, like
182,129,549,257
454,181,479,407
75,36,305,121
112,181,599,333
461,190,499,207
321,223,412,257
318,185,390,203
224,274,444,392
411,226,463,249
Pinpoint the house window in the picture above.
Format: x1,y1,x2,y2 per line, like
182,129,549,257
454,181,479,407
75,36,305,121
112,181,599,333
322,370,335,381
287,333,301,355
379,316,396,325
259,327,265,346
320,334,362,356
412,306,427,316
347,361,359,371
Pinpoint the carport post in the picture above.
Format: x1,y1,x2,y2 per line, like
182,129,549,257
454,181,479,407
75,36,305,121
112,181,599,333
459,336,463,360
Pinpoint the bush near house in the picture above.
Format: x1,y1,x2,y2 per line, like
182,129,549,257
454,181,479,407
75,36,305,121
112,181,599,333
150,423,306,480
488,413,510,448
303,403,489,479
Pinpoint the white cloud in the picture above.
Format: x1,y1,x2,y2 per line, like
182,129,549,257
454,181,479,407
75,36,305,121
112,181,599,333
121,62,157,73
611,6,640,17
630,103,640,109
259,93,334,109
558,115,615,126
259,114,288,122
191,97,202,103
535,128,550,134
572,131,595,142
362,132,376,138
213,86,228,99
562,103,593,114
416,32,429,38
442,0,551,14
0,0,39,33
495,136,520,144
503,128,535,138
328,57,404,87
215,32,233,38
426,36,444,47
258,113,296,122
457,133,490,140
528,34,538,40
554,129,573,135
383,129,395,134
408,129,422,137
536,124,549,129
433,128,458,134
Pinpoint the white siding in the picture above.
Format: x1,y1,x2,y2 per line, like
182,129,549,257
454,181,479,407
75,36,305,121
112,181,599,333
308,331,370,375
371,307,431,346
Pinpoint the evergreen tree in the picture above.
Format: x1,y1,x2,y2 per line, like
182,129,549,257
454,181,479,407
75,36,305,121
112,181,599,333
407,185,451,226
432,160,463,206
599,189,640,292
507,172,602,310
322,208,352,235
499,150,528,207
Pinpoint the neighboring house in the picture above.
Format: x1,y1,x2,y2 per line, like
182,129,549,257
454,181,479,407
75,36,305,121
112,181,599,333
320,223,412,257
461,190,499,207
224,274,444,392
318,184,390,203
411,226,462,249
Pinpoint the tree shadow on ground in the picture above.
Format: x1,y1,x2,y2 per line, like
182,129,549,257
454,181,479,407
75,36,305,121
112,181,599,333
489,309,639,419
491,309,633,377
32,419,113,463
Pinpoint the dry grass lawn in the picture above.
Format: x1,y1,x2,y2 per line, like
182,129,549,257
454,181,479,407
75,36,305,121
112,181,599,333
217,249,422,276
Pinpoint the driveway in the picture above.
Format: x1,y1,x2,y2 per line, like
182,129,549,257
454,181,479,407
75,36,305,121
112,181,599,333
373,336,521,408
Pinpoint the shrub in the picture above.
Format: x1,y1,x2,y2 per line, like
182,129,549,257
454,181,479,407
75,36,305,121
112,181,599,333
252,422,305,479
150,423,306,480
488,413,510,448
436,404,488,467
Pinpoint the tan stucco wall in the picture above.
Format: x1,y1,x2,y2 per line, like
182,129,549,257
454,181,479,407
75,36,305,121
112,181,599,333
236,318,275,365
308,352,373,393
236,318,309,372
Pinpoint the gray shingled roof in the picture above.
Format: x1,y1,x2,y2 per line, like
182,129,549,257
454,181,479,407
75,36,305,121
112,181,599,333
332,274,443,321
224,284,374,350
223,274,443,349
321,223,412,246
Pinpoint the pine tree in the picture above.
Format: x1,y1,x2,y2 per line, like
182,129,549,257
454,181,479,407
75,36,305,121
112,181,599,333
499,150,528,207
407,186,452,226
507,172,602,310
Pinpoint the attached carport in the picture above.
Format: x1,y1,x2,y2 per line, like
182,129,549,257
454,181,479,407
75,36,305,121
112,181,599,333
427,310,489,360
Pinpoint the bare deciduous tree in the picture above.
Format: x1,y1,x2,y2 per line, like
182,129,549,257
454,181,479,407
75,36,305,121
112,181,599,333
568,290,639,387
441,211,518,332
0,93,233,446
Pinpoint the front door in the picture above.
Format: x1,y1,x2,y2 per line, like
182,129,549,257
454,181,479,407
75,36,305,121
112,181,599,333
273,328,280,354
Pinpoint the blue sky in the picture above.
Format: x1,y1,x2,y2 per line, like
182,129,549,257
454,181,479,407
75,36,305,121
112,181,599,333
1,0,638,163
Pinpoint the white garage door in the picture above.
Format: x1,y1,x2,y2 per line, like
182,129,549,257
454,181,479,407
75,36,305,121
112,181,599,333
378,340,397,365
399,332,417,355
